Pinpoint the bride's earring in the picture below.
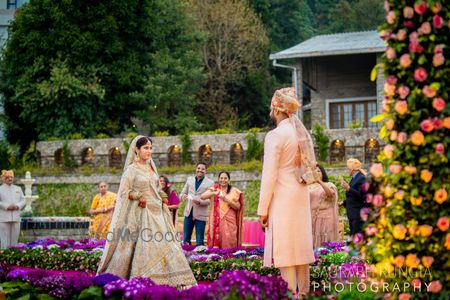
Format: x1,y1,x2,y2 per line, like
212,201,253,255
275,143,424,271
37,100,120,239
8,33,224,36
134,151,139,162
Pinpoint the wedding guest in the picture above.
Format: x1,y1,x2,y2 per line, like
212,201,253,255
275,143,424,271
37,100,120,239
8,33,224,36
340,158,367,237
308,165,339,248
0,170,26,248
258,87,316,296
97,136,196,287
89,182,116,240
159,175,180,226
201,171,244,248
180,163,214,246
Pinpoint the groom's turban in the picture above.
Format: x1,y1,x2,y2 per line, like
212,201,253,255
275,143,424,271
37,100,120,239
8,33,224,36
271,87,300,116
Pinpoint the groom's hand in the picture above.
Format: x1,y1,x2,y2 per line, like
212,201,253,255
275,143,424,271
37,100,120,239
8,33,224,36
259,215,268,228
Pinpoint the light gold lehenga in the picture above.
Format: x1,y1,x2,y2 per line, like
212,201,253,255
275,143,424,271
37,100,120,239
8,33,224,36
97,137,196,288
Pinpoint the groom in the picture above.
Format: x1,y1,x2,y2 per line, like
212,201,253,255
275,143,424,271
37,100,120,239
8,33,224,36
180,163,214,246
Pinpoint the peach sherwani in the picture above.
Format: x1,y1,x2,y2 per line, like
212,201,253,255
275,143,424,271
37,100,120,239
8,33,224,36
257,119,315,268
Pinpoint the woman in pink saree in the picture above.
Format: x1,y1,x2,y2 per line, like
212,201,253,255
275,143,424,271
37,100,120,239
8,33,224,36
201,171,244,248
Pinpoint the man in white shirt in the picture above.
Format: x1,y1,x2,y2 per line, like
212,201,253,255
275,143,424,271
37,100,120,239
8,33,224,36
0,170,25,248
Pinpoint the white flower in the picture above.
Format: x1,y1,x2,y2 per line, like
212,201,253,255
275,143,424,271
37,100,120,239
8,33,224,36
233,250,246,256
248,255,259,259
47,244,60,249
72,249,84,253
91,248,104,252
193,245,207,252
32,245,43,250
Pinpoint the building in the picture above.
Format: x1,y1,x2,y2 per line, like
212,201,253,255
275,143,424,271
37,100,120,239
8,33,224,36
0,0,26,48
270,30,386,162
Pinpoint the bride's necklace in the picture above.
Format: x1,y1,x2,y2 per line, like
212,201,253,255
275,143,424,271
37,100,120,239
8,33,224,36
136,161,152,173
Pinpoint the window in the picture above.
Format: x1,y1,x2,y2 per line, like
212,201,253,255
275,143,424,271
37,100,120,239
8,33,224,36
7,0,17,9
329,99,377,129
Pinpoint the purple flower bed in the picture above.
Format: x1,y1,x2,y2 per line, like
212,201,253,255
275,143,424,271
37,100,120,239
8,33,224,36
10,237,105,251
0,265,289,300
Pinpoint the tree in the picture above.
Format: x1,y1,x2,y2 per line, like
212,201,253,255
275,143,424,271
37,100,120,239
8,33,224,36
0,0,203,148
187,0,270,130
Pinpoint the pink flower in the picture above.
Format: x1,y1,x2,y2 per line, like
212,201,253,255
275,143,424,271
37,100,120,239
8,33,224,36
431,117,443,129
383,0,390,12
409,41,424,53
414,67,428,82
435,44,444,54
399,293,411,300
390,130,398,141
394,190,405,200
365,226,377,236
370,163,384,178
373,194,383,206
360,207,369,221
386,75,397,85
433,53,445,67
397,132,407,143
404,166,417,174
386,11,396,24
420,119,434,132
437,216,449,231
433,15,443,28
427,280,442,293
389,164,402,174
382,98,390,112
435,143,445,154
403,7,414,18
422,85,437,98
399,54,412,68
404,20,415,28
386,47,396,60
432,97,445,111
398,86,409,99
419,22,431,34
414,1,427,15
353,233,363,244
394,101,408,115
396,29,407,41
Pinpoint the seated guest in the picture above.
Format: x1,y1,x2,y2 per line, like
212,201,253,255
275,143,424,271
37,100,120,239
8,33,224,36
89,182,116,240
159,175,180,226
308,165,339,248
0,170,25,248
201,171,244,248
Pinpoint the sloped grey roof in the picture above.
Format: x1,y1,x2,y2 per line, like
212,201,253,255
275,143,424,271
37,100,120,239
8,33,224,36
270,31,385,60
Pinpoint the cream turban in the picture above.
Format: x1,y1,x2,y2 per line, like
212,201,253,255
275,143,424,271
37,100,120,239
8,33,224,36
347,158,367,176
3,170,14,177
271,87,300,116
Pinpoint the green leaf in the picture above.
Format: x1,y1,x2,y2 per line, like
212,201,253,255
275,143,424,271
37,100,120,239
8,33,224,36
430,82,440,90
16,295,31,300
37,294,55,300
78,286,103,299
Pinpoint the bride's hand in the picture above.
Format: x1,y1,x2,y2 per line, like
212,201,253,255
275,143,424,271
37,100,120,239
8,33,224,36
138,197,146,208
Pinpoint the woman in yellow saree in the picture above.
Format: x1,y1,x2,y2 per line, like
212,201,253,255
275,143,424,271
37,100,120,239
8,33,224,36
201,171,244,248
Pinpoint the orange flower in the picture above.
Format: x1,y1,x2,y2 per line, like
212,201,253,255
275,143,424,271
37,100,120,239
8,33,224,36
394,101,408,115
445,233,450,250
418,225,433,237
410,196,423,206
399,294,411,300
411,130,424,145
420,170,433,183
405,253,420,268
389,164,402,174
393,224,407,240
404,165,417,174
411,278,422,289
437,216,449,231
386,119,395,130
394,255,405,268
427,280,442,293
443,117,450,129
435,188,448,204
421,256,434,267
408,225,417,236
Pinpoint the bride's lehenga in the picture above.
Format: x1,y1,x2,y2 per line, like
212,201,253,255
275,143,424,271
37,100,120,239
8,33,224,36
97,137,196,287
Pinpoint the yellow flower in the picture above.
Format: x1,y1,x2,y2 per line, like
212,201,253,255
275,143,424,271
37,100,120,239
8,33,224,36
420,170,433,183
394,190,405,200
384,185,394,197
422,256,434,267
410,196,423,206
411,130,425,146
383,145,395,158
434,188,448,204
408,225,418,236
393,224,407,240
418,225,433,237
405,253,420,268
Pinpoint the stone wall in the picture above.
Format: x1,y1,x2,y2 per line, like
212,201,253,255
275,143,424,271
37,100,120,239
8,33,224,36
36,128,382,169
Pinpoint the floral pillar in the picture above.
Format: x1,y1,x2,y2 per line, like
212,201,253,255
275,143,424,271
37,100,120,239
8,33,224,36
362,0,449,298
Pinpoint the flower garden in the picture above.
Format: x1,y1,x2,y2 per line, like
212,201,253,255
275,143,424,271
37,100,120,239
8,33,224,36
0,238,372,299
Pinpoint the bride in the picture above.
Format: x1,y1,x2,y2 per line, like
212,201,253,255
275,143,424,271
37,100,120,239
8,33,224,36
97,135,196,287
